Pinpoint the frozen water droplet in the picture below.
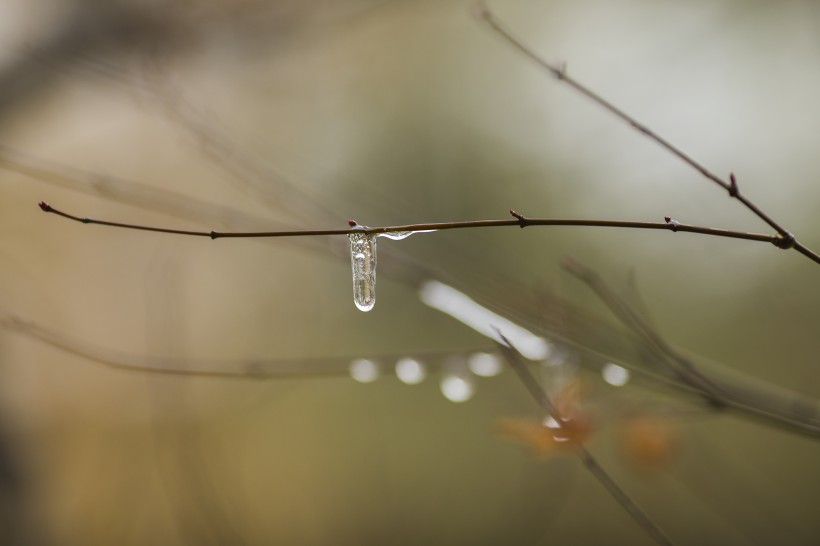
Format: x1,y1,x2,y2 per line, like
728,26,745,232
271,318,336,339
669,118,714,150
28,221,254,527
349,358,379,383
348,227,435,311
468,352,503,377
395,357,427,385
349,228,377,312
378,229,437,241
602,362,630,387
379,231,413,241
440,374,475,403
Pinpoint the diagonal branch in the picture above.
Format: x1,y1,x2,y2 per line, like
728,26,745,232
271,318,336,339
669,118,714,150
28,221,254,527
495,333,674,546
561,259,820,437
475,3,820,265
562,258,728,407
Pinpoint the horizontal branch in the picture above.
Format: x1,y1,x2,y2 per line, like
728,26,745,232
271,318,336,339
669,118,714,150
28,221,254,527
38,202,787,248
1,314,485,380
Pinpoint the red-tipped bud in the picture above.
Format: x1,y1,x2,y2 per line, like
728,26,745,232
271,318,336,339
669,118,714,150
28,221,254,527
348,219,358,227
509,209,526,224
38,201,51,212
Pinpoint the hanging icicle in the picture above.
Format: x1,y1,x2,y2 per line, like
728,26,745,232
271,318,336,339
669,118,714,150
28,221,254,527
348,225,378,312
348,223,436,312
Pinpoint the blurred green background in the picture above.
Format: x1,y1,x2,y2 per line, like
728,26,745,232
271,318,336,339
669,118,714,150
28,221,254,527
1,0,819,544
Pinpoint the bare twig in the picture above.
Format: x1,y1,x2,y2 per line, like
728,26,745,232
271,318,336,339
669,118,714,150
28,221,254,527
561,260,820,437
562,258,728,407
475,3,820,265
1,314,477,380
495,333,674,546
31,199,820,437
38,201,784,247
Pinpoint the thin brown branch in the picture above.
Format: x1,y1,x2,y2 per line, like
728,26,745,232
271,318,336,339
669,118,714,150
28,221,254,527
38,201,783,247
475,4,820,265
495,333,674,546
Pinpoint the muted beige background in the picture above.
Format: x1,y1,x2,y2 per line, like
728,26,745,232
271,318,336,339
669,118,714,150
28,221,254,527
1,0,819,544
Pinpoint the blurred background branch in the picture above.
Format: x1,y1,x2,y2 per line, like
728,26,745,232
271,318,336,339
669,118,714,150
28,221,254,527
1,1,819,544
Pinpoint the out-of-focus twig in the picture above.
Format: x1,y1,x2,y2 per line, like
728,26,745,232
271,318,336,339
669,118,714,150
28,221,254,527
562,258,728,407
562,259,820,438
0,314,482,380
495,333,674,546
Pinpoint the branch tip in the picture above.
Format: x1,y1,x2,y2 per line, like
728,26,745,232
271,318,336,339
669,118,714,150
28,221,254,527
479,9,820,266
509,209,528,227
38,201,51,212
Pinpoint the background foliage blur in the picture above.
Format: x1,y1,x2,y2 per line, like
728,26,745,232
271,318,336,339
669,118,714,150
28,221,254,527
1,0,820,544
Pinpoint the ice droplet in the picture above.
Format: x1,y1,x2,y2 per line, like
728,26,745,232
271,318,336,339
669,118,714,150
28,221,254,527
378,231,413,241
349,227,436,312
349,228,377,312
440,374,475,403
395,357,427,384
349,358,379,383
377,229,436,241
602,362,630,387
468,352,503,377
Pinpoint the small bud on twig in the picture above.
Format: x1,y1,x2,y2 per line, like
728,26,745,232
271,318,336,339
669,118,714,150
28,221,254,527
664,216,680,232
509,209,528,228
728,173,739,198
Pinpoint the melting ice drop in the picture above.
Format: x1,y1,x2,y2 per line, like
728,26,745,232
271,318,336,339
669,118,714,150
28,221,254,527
349,228,377,312
348,227,437,312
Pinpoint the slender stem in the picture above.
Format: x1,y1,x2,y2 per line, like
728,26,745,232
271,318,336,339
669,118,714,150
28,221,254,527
562,258,729,406
38,202,782,247
575,446,673,546
475,4,820,265
495,333,674,546
1,314,479,380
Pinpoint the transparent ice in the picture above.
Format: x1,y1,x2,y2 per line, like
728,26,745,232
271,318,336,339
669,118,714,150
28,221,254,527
349,228,377,312
348,227,436,312
377,229,435,241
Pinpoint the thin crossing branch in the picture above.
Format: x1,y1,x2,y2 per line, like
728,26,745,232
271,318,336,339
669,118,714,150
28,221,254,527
495,333,674,546
562,258,729,407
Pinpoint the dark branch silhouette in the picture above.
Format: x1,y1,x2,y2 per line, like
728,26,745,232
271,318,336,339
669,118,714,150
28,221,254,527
475,3,820,265
38,201,784,247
